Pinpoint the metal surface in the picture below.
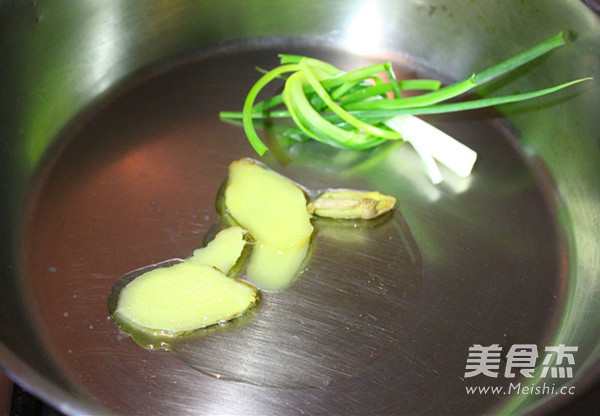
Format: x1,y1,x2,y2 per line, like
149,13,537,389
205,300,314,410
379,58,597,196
1,1,599,415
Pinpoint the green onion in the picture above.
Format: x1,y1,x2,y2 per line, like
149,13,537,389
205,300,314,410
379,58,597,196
221,32,592,182
336,77,592,124
343,75,478,111
339,79,442,105
241,63,300,155
386,116,477,182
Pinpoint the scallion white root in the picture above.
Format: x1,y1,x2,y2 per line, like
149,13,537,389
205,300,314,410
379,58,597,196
385,115,477,184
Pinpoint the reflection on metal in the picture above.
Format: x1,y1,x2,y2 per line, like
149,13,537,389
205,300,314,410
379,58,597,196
344,2,384,55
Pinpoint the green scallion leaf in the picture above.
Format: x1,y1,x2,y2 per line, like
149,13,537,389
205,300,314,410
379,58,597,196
219,32,592,183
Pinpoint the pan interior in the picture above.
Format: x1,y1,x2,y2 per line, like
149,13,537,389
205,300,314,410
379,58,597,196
19,42,567,414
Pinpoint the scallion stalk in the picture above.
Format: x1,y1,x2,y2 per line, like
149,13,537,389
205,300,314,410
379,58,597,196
221,32,592,183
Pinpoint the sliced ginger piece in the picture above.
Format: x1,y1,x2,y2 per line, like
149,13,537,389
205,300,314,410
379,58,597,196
246,242,309,291
115,262,257,335
224,159,313,250
307,190,396,220
188,226,246,274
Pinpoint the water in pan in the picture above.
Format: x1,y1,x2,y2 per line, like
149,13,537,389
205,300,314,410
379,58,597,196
20,41,567,414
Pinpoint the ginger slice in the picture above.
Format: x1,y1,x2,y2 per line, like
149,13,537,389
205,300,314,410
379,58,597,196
115,262,257,335
188,226,247,274
307,190,396,220
245,242,309,291
224,159,313,250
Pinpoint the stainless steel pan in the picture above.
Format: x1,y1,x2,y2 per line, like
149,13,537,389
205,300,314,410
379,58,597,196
1,1,599,414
